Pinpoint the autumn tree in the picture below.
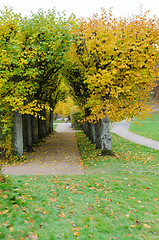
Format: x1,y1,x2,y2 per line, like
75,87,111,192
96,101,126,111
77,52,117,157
0,7,73,157
66,9,159,150
1,6,158,163
24,10,72,143
0,8,39,156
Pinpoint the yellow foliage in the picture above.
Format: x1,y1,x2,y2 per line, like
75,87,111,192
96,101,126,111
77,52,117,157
0,7,72,156
69,8,159,122
54,97,75,116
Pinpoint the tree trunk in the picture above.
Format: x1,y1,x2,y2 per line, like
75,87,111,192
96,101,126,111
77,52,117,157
83,121,87,133
13,110,23,157
38,109,47,140
95,120,102,149
94,116,111,150
43,108,47,136
24,114,33,152
49,110,53,133
31,115,38,145
85,121,90,137
101,116,111,150
88,122,92,140
38,114,43,140
90,122,96,144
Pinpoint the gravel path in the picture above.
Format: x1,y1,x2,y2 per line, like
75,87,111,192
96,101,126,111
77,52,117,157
111,120,159,150
3,123,84,175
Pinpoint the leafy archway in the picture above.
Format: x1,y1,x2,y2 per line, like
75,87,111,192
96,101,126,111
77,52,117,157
0,7,158,161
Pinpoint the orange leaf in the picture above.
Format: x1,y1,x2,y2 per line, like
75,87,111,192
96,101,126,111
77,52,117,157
74,232,79,236
71,227,80,231
50,197,57,203
29,219,35,223
3,194,8,199
58,212,66,218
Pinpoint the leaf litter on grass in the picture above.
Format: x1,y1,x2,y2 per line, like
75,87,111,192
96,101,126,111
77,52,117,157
0,132,159,240
76,132,159,174
1,172,159,240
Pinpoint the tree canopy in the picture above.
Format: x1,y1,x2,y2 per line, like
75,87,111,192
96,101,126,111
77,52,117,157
66,9,159,122
0,7,73,155
0,7,159,157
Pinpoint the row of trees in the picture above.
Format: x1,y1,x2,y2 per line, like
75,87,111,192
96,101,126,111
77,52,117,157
63,9,159,149
0,8,73,157
0,7,159,159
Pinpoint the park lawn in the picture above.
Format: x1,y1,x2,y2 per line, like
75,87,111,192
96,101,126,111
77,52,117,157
53,124,58,131
129,111,159,141
0,132,159,240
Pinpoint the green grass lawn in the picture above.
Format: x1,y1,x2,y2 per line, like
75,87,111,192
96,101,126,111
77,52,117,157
129,111,159,141
53,123,58,131
0,132,159,240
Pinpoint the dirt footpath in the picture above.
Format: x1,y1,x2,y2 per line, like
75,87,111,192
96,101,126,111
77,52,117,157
3,123,84,175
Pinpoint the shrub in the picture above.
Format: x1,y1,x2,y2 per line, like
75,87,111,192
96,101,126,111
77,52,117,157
71,112,83,130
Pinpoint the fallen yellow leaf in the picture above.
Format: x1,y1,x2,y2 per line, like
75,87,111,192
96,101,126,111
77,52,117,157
74,232,79,236
143,224,151,229
43,210,49,214
129,225,136,228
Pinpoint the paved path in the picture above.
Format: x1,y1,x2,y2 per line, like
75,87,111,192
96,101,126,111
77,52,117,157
111,120,159,150
3,118,159,176
3,123,84,175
